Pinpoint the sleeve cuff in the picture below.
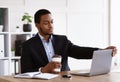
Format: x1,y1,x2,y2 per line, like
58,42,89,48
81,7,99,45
39,67,42,73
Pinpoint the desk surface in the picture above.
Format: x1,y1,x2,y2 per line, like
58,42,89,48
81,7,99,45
0,72,120,82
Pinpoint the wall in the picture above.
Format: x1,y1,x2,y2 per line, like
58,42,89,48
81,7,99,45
111,0,120,65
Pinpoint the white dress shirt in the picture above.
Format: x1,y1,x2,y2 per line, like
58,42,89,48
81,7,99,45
38,33,55,62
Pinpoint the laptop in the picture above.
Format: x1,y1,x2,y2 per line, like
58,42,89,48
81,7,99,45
70,49,112,76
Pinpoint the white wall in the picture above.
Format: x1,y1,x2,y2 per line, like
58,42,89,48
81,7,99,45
0,0,111,70
111,0,120,65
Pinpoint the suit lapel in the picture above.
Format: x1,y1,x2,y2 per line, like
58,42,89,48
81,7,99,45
52,35,57,54
34,34,49,63
52,35,60,55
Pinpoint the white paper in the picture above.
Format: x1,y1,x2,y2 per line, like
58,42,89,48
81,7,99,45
111,69,120,73
14,72,59,80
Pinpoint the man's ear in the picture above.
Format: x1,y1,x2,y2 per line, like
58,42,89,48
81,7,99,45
35,23,38,27
35,23,40,29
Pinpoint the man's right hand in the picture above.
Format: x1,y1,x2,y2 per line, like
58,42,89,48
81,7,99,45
41,61,61,73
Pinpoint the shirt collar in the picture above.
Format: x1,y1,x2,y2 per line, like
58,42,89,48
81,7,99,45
38,33,53,42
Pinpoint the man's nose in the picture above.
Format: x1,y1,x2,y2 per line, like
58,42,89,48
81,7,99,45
49,23,53,28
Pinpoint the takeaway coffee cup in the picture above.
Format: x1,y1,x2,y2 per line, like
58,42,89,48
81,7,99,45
52,55,62,72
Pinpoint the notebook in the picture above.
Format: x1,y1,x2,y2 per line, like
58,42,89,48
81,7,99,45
70,49,112,76
14,72,59,80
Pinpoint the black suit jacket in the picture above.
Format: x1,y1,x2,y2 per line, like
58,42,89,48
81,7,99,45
21,34,99,73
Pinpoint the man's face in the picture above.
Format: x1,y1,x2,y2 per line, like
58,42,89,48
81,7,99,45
36,14,53,36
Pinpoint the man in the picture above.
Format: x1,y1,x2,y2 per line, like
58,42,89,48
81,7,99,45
21,9,117,73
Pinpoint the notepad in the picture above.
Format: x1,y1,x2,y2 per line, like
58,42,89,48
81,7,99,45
14,72,59,80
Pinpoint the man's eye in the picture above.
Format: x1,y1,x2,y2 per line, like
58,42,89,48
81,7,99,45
44,22,48,25
51,21,53,24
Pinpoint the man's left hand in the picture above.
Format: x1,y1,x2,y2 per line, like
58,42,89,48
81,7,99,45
105,46,117,56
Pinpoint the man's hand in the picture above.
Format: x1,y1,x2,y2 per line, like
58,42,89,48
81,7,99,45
105,46,117,56
41,61,61,73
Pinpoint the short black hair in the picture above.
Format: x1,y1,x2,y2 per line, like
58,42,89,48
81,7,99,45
34,9,51,23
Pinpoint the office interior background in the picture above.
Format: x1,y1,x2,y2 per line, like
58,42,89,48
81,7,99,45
0,0,120,75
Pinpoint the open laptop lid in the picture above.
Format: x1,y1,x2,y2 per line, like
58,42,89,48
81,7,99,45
70,49,113,76
89,49,112,76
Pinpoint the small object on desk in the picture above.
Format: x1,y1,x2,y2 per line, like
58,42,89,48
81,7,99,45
62,74,72,79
